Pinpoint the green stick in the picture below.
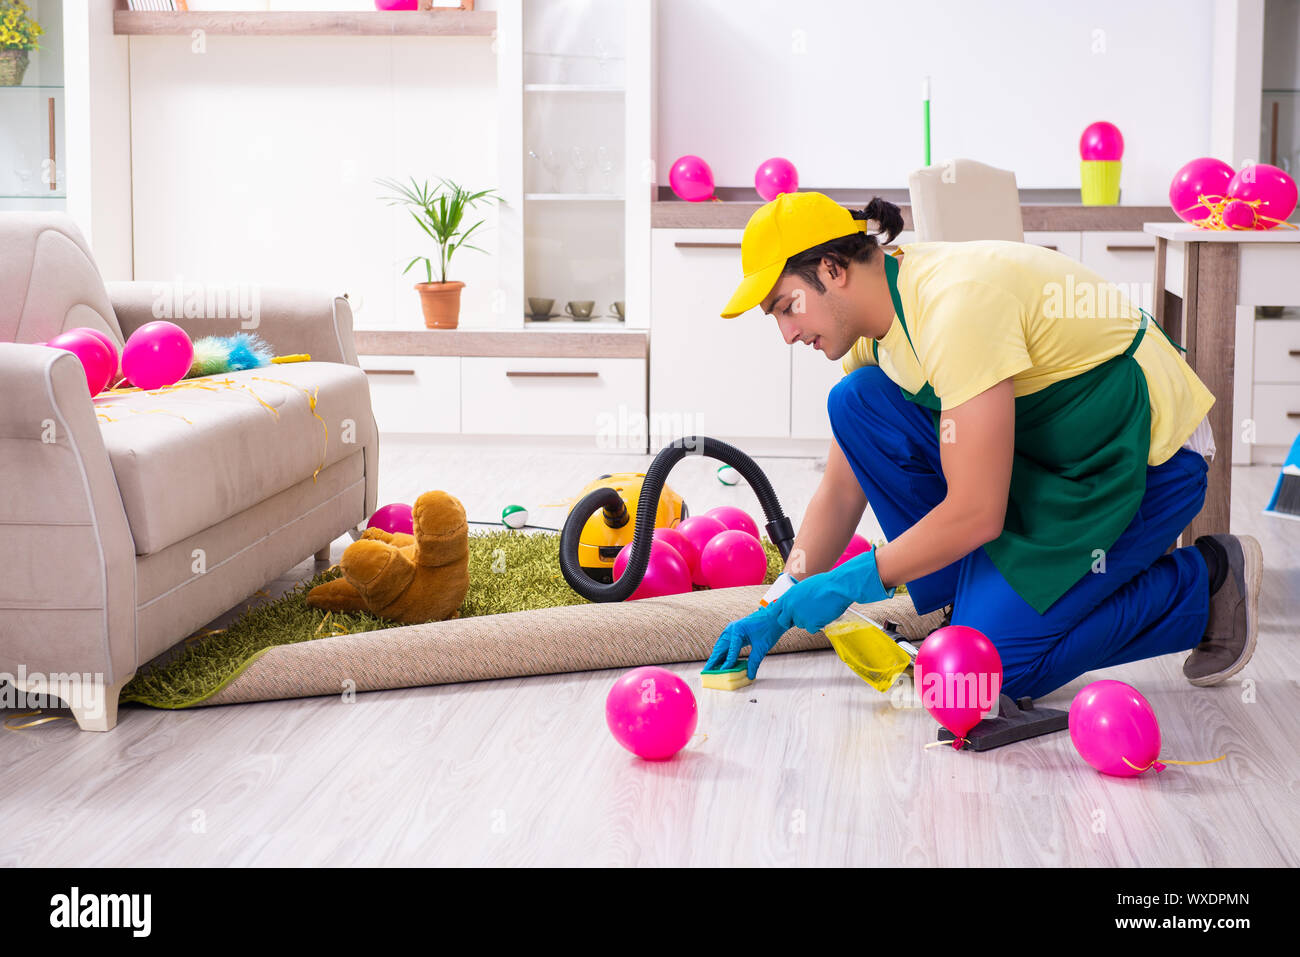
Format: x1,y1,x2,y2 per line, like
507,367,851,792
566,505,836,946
923,76,931,166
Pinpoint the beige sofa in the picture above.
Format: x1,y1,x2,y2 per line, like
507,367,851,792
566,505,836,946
0,213,378,731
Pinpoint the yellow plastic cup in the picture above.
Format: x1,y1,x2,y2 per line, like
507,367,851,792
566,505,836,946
1080,159,1122,205
823,615,913,693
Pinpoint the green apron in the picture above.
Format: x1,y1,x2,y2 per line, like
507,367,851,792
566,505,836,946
874,252,1180,615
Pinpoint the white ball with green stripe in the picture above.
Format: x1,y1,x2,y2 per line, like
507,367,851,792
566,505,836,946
717,465,740,486
501,505,529,529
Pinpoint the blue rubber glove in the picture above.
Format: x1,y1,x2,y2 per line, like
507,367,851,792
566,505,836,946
704,602,786,680
773,550,895,635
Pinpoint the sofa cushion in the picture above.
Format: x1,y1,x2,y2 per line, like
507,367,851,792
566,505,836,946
95,362,373,555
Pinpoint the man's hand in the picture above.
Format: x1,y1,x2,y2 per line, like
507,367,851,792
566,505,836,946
704,603,786,680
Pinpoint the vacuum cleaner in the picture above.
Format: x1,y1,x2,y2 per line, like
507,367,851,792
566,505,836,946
558,436,796,602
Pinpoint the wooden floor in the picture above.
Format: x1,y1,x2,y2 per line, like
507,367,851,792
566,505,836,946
2,435,1296,866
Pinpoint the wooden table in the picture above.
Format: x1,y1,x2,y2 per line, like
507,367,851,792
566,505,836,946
1145,222,1300,542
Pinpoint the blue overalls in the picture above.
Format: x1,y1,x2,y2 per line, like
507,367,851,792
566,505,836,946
826,273,1212,701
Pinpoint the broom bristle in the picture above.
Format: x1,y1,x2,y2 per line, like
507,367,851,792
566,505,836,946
1272,473,1300,516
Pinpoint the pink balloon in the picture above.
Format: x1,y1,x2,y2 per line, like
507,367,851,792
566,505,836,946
121,321,194,390
1068,679,1163,776
1169,157,1235,224
675,515,729,586
700,529,768,589
1222,199,1257,229
754,157,799,201
612,540,692,601
374,0,418,9
669,154,715,202
656,526,701,584
46,330,115,396
74,327,121,381
831,533,873,569
1226,163,1298,228
703,505,759,540
606,666,698,760
367,503,414,535
651,527,694,569
1079,121,1123,161
914,625,1003,748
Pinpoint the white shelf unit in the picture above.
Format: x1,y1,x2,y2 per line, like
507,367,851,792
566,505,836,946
502,0,651,332
524,193,625,201
523,83,625,93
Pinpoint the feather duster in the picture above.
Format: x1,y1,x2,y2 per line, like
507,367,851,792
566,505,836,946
186,333,275,379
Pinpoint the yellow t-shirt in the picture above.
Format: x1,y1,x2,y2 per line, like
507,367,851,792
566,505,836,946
841,241,1215,466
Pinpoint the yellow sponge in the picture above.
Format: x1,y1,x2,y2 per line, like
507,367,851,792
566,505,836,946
700,663,753,691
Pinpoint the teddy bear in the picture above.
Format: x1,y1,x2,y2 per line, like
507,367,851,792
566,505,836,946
306,490,470,625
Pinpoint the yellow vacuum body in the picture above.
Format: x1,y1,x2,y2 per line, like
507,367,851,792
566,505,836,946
573,472,687,582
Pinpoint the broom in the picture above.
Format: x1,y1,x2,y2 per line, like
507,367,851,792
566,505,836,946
1264,431,1300,520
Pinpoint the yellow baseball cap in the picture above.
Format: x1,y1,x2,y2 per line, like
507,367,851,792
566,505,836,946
719,191,870,318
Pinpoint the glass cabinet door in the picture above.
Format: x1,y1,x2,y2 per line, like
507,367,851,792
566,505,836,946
0,0,64,209
521,0,627,325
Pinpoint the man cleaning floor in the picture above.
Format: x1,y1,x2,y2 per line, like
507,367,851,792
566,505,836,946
705,191,1262,700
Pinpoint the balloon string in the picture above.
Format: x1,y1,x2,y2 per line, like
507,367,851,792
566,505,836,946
1122,753,1226,772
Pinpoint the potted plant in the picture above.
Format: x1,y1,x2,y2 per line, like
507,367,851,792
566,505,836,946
0,0,42,87
376,175,499,330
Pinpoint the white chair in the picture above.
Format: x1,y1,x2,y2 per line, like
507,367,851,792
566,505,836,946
907,158,1025,242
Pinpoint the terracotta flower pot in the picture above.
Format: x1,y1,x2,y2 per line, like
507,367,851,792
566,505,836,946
415,281,464,329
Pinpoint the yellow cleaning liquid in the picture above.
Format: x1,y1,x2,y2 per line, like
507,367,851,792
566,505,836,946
823,615,913,693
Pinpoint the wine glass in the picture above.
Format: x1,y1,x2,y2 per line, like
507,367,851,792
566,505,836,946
528,149,562,192
597,146,615,194
595,36,610,85
570,146,590,194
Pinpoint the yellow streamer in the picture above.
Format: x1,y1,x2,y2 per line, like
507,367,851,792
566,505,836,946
1187,193,1300,231
97,372,330,482
129,408,193,425
271,354,311,364
4,709,68,730
185,627,226,645
252,376,328,480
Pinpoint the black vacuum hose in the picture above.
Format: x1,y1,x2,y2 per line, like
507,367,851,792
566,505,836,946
559,436,796,602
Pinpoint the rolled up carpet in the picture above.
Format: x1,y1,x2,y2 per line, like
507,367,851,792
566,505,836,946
198,585,945,708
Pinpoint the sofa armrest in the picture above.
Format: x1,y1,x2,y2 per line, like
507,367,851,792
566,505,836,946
0,343,138,687
105,281,361,367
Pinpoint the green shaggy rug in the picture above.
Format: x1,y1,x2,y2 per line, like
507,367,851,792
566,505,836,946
120,531,801,709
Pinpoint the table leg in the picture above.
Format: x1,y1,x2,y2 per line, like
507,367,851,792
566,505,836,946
1182,242,1239,541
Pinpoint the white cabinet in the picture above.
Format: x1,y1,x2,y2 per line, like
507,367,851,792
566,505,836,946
791,346,844,440
649,229,791,443
1250,319,1300,456
1080,231,1157,313
1025,231,1082,261
358,355,460,435
460,356,645,440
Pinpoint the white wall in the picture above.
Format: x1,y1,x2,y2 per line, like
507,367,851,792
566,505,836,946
128,34,501,329
64,0,133,280
655,0,1218,203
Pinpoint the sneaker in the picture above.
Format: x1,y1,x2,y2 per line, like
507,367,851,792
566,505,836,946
1183,534,1263,686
